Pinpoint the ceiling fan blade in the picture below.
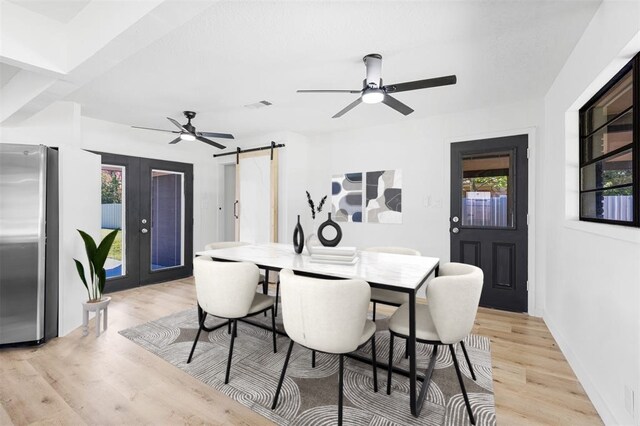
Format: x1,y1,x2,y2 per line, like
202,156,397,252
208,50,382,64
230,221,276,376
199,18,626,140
131,125,179,134
197,131,235,139
196,136,226,149
384,75,457,93
167,117,188,132
332,97,363,118
169,137,182,144
382,94,414,116
298,89,362,94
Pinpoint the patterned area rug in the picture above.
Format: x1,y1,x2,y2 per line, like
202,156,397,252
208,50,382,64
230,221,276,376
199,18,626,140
120,307,496,425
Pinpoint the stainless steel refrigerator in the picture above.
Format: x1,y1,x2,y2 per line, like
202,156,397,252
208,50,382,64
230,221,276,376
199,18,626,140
0,144,58,346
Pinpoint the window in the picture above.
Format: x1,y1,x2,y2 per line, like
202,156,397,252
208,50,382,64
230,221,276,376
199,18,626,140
579,54,639,226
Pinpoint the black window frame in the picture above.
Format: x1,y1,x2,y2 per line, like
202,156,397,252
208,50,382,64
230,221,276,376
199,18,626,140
579,53,639,227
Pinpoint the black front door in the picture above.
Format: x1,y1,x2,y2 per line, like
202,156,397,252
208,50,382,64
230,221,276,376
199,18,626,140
450,135,528,312
99,152,193,292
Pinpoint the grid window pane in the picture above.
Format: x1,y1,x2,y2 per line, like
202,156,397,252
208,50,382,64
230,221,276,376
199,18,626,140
581,109,633,163
580,149,633,192
580,56,637,226
581,186,633,222
582,71,632,136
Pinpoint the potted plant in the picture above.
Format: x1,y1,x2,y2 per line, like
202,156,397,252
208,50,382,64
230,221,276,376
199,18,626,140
74,229,119,336
74,229,119,302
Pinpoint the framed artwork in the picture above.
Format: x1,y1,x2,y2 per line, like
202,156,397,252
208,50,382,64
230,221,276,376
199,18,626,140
331,169,402,224
365,170,402,223
331,173,363,222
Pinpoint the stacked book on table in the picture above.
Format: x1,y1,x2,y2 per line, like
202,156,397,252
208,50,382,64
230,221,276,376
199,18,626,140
309,246,358,265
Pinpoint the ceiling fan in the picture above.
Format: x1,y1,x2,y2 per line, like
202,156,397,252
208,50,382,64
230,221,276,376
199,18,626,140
132,111,234,149
297,54,457,118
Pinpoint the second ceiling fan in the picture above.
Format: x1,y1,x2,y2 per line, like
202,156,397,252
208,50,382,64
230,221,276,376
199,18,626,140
298,54,457,118
132,111,233,149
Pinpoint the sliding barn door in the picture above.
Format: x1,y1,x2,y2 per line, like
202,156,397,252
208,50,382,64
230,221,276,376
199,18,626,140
236,150,278,243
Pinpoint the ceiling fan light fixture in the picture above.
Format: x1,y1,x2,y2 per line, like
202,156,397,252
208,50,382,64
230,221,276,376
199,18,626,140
180,133,196,141
362,89,385,104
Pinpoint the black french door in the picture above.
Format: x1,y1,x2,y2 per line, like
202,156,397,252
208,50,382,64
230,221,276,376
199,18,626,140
98,152,193,292
450,135,528,312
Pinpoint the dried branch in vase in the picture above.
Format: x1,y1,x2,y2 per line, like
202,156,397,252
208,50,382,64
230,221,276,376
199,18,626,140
305,191,327,220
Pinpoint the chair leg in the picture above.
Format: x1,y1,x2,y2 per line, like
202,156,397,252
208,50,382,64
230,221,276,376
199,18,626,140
460,340,476,381
271,340,295,410
371,334,378,393
387,332,394,395
405,337,409,359
312,350,316,368
449,344,475,425
187,312,207,364
227,319,232,335
271,307,277,353
263,270,269,317
225,320,238,384
338,354,344,426
372,301,377,322
275,279,280,317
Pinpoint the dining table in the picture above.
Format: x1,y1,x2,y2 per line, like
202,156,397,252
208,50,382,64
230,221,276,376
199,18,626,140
195,242,439,417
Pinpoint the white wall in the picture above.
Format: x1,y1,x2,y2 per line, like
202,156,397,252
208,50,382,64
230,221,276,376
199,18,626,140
295,99,542,302
81,116,219,253
542,1,640,424
58,147,101,336
0,102,101,337
0,102,221,336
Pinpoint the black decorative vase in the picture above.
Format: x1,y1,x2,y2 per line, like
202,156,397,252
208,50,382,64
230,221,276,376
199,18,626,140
293,215,304,254
317,212,342,247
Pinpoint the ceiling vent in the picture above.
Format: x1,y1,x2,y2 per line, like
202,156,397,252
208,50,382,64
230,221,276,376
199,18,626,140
244,100,272,109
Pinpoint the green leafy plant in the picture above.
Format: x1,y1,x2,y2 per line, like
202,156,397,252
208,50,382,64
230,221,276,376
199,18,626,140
73,229,119,302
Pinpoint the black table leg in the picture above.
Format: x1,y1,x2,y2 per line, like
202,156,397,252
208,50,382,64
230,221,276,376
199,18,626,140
409,290,417,416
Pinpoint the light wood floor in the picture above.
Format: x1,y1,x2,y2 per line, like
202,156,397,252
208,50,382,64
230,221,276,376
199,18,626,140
0,279,602,425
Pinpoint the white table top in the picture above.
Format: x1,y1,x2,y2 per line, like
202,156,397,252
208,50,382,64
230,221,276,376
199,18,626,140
195,243,439,292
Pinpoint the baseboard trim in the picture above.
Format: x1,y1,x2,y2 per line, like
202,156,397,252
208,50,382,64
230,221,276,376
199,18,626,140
543,311,623,425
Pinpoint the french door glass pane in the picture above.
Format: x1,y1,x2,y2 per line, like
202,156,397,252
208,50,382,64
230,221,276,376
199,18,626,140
581,186,633,222
461,152,513,227
101,165,125,278
151,169,185,271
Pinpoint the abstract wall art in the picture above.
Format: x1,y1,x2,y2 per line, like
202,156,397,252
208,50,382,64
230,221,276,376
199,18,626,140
331,173,363,222
365,170,402,224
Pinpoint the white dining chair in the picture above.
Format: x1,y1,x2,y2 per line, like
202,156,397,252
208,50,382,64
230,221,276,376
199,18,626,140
363,246,421,321
188,257,277,384
271,269,378,426
386,262,483,424
204,241,269,311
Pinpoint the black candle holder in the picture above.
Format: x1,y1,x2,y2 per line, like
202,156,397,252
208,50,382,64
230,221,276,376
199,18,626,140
317,212,342,247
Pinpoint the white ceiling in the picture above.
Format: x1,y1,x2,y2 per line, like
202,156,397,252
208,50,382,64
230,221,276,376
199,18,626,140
0,63,20,87
7,0,90,23
40,1,601,138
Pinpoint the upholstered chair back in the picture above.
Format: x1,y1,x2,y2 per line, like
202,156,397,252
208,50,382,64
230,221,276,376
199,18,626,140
204,241,250,251
364,246,421,256
427,263,483,344
279,269,371,354
193,257,260,319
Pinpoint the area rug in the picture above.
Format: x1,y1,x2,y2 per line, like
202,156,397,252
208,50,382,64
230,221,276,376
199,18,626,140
120,307,496,425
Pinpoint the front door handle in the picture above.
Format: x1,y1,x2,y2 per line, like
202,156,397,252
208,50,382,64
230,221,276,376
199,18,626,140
234,200,239,219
